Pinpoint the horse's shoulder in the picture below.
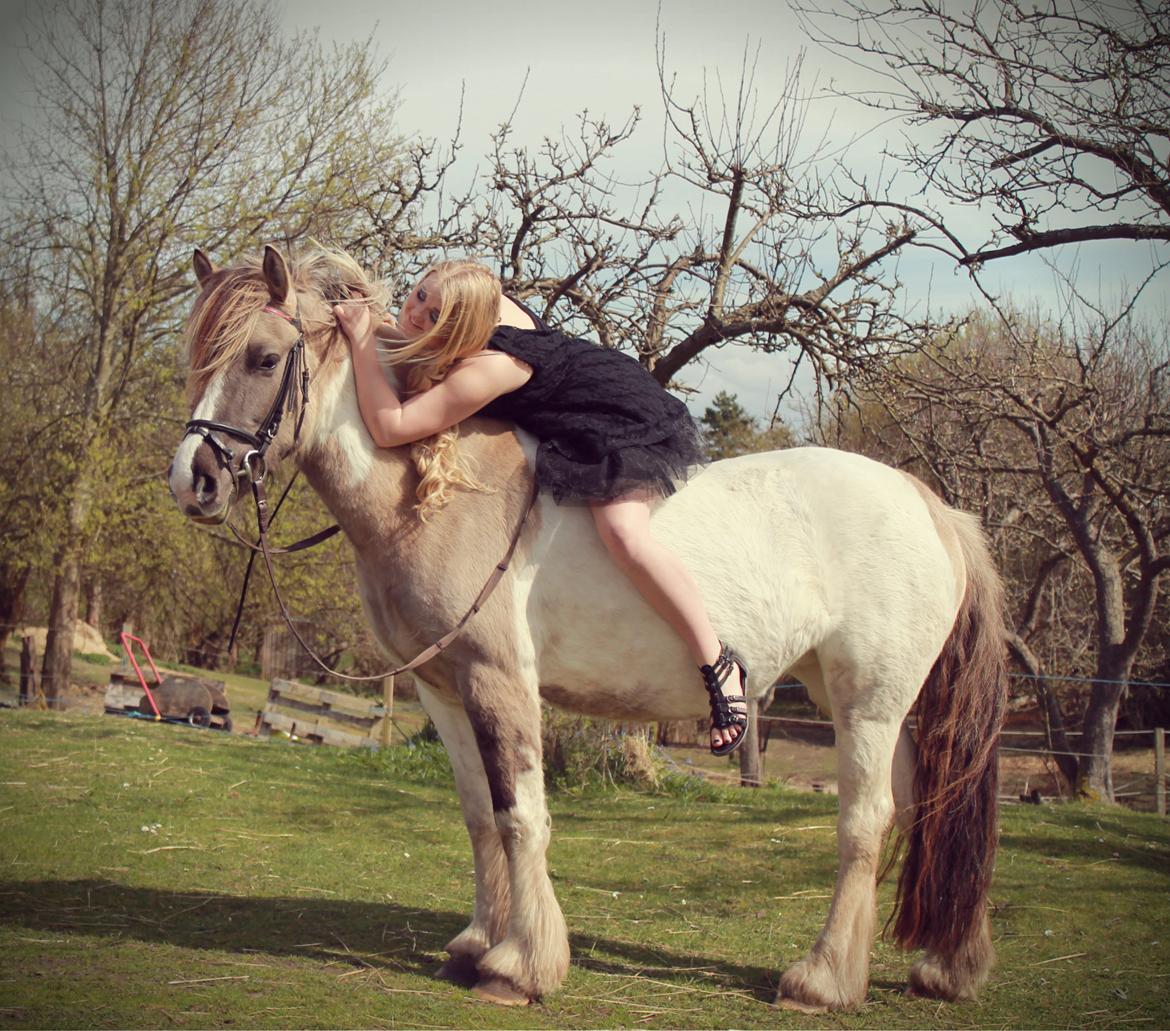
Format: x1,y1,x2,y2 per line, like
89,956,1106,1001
458,416,532,485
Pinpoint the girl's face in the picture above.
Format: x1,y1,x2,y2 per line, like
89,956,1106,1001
398,273,444,338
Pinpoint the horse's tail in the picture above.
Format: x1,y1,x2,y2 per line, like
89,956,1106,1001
892,502,1007,999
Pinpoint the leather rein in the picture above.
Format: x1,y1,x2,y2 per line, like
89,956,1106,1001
182,299,537,683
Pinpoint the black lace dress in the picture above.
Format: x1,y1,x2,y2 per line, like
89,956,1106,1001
479,307,706,504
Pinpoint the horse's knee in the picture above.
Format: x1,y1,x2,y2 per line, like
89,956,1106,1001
462,696,542,815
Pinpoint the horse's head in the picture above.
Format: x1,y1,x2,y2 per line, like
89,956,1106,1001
168,244,385,523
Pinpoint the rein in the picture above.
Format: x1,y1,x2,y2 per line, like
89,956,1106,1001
182,297,540,682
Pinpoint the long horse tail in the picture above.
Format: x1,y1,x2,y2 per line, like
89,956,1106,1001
893,501,1007,999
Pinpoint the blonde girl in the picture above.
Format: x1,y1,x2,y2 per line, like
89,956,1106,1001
336,260,749,755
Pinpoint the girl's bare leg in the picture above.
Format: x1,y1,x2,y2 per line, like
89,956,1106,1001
589,494,744,751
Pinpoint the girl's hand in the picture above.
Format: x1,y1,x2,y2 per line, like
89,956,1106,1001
333,302,375,349
374,315,410,343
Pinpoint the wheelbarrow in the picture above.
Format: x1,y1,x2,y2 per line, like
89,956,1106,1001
104,632,232,732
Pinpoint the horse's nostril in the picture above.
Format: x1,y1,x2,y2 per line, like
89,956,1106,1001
194,471,218,505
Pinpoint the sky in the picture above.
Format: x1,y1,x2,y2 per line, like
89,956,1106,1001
2,0,1164,424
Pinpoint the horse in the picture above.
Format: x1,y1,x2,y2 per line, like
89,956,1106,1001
168,244,1007,1012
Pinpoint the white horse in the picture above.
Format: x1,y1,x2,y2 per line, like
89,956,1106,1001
169,246,1006,1012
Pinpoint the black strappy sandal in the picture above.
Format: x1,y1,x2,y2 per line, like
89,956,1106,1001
700,642,749,757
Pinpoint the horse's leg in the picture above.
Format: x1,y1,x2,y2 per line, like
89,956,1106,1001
778,680,905,1012
891,722,917,834
456,665,569,1005
416,684,511,986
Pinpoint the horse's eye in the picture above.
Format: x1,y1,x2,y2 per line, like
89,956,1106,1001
259,354,280,371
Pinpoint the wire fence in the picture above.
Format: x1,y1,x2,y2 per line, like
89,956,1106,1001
744,712,1167,813
1010,671,1170,691
4,622,1168,813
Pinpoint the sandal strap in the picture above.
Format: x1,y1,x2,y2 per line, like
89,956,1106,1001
700,642,749,730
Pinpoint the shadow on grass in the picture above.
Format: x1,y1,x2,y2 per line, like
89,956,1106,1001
1000,809,1170,877
0,878,781,1001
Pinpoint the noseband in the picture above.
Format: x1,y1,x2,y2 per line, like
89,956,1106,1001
184,303,309,482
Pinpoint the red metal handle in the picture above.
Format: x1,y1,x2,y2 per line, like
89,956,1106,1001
120,632,163,719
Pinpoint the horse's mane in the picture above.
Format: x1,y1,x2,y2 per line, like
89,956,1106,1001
184,247,391,401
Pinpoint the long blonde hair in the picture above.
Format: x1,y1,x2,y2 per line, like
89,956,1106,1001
383,260,503,519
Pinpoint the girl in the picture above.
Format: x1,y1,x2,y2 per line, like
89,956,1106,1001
334,260,749,755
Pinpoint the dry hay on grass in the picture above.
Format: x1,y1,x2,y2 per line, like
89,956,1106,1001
17,623,117,661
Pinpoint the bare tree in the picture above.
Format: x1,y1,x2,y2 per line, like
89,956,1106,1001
794,0,1170,270
828,312,1170,800
359,45,935,400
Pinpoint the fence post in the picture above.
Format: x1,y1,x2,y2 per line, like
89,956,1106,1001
739,698,763,788
1156,728,1165,818
19,635,37,706
381,675,395,748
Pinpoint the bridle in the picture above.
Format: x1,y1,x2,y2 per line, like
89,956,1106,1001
184,302,310,490
181,296,538,684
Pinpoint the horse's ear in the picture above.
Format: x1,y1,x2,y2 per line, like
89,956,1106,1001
193,248,217,287
262,245,291,304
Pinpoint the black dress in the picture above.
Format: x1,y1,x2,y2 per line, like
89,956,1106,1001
479,304,706,504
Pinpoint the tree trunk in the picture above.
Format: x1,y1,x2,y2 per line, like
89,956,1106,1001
84,578,103,631
1077,652,1130,802
40,476,93,707
1070,536,1131,802
0,564,30,682
41,552,81,708
1007,634,1077,790
20,636,37,706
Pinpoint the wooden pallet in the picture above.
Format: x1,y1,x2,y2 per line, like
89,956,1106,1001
259,678,386,748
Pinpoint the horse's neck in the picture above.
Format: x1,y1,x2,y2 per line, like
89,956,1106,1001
295,354,416,552
293,334,532,576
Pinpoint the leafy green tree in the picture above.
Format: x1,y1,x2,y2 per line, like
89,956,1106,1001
700,391,794,460
2,0,402,698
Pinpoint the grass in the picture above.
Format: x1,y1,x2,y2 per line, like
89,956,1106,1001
1,708,1168,1029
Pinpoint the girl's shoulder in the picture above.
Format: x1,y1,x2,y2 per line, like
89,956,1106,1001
451,348,532,391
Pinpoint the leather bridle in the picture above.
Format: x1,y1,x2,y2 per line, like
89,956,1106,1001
184,303,310,488
181,297,538,684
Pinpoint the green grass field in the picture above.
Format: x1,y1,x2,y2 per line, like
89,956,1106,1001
1,708,1168,1029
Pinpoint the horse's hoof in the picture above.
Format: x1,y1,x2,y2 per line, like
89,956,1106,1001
775,994,829,1014
436,954,479,987
473,977,532,1006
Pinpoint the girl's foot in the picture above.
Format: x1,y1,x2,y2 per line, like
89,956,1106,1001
700,643,749,756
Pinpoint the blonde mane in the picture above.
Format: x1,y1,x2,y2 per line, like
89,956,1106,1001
184,248,391,402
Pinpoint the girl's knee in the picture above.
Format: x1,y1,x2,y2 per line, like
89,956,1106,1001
593,515,648,567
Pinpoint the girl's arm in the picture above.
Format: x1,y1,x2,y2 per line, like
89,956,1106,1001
336,303,529,449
